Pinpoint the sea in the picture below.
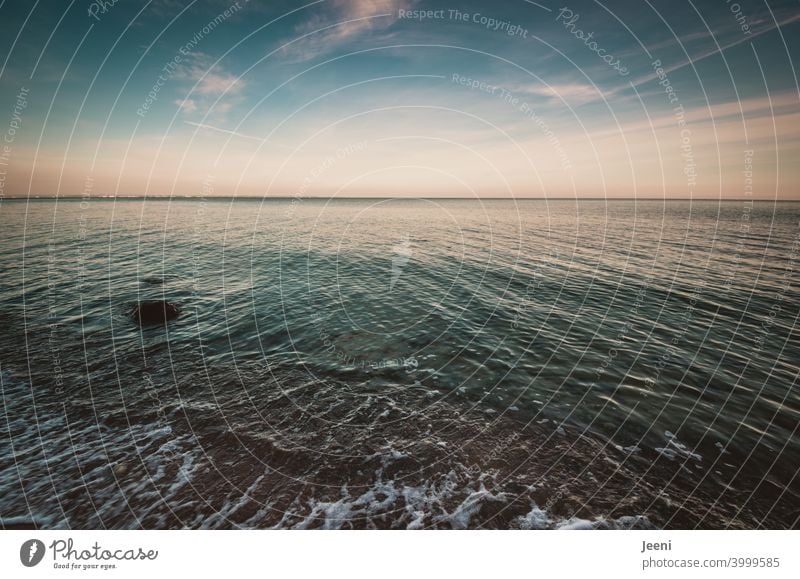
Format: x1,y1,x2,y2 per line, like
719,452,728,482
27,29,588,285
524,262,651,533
0,198,798,529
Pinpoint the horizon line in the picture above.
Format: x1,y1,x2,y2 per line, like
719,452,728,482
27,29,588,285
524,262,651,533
2,196,797,202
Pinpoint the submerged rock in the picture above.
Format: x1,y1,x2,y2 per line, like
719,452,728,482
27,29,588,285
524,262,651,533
131,300,180,325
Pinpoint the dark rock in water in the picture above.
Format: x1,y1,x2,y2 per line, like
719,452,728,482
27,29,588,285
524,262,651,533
131,300,180,325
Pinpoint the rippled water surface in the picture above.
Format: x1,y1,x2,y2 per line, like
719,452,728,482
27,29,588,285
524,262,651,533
1,198,798,529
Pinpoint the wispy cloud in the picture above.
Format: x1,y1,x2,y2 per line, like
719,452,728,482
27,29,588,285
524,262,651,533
176,52,244,95
184,120,295,150
581,92,800,144
281,0,410,62
173,52,245,118
175,98,198,113
512,82,608,104
629,10,800,90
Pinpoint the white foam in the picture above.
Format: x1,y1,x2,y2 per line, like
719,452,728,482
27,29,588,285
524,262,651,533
433,483,506,530
556,514,652,530
656,431,702,461
514,505,652,530
513,505,549,529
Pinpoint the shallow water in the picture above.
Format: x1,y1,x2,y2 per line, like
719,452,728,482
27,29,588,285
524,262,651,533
0,198,798,529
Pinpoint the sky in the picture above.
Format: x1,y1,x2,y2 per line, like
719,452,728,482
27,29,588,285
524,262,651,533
0,0,798,199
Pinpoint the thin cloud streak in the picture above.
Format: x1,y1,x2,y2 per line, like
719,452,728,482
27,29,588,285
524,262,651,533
184,121,296,151
627,11,800,90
